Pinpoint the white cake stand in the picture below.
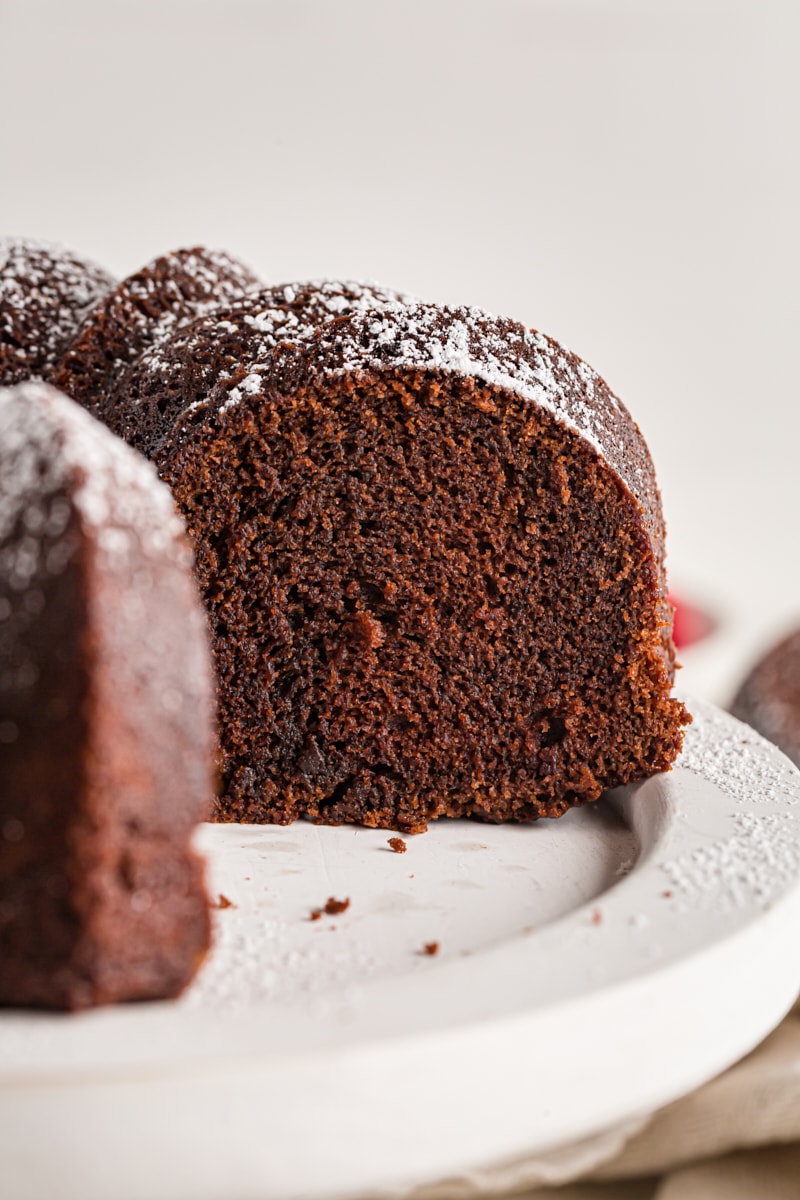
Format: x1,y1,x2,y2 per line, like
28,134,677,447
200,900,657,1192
2,696,799,1200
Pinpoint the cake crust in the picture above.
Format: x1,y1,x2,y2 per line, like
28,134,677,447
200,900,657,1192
0,238,115,386
52,246,261,414
96,279,417,456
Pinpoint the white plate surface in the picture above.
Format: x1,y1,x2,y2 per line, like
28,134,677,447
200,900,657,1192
2,696,800,1200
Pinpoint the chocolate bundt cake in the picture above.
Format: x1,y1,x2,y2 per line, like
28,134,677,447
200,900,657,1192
0,382,214,1010
732,629,800,767
52,246,261,413
109,295,688,832
0,238,115,386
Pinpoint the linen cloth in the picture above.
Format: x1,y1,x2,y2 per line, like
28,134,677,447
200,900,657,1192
405,999,800,1200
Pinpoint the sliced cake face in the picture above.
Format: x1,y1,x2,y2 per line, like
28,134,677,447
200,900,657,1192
52,246,262,414
0,382,214,1010
98,279,418,459
0,238,115,386
119,302,688,832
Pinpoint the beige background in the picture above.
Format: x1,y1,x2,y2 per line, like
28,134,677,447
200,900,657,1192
1,0,798,700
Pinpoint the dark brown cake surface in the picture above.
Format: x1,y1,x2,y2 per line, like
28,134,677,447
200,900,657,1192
52,246,261,414
0,238,115,386
0,382,214,1010
112,297,688,832
732,629,800,767
99,278,417,457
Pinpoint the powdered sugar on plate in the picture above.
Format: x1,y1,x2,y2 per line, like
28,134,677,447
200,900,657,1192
659,697,800,911
680,698,798,812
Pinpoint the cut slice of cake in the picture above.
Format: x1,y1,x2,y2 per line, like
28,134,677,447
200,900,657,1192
0,382,214,1010
110,296,689,832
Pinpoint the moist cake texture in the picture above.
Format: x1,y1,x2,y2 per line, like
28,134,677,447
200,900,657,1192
0,382,214,1010
0,238,115,386
52,246,261,414
109,294,689,832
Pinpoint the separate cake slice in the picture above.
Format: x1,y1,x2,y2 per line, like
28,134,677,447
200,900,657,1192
0,238,115,386
112,299,689,832
0,382,214,1010
52,246,261,413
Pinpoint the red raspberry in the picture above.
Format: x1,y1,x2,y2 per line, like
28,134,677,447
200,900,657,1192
668,593,716,649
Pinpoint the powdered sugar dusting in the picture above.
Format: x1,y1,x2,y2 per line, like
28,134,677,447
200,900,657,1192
107,247,259,360
182,702,800,1017
138,286,646,522
133,292,662,567
138,277,417,403
0,382,208,789
662,698,800,911
303,303,652,521
368,310,597,446
0,382,185,577
0,238,114,385
224,370,269,410
320,305,618,464
110,280,417,454
680,699,799,812
183,906,378,1014
53,246,261,411
662,810,800,912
